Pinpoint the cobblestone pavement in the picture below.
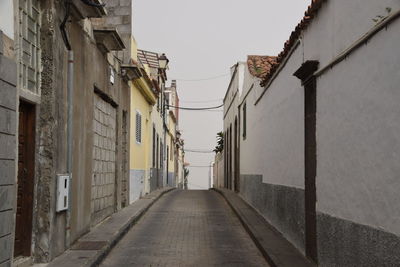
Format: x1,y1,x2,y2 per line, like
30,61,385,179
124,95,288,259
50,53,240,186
100,190,269,267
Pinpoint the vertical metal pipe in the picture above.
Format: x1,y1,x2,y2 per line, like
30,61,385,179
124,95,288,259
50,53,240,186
65,50,73,246
67,52,73,173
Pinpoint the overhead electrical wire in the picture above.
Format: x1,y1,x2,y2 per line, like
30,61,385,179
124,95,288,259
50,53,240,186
180,98,223,104
181,109,223,112
171,73,230,82
166,103,223,110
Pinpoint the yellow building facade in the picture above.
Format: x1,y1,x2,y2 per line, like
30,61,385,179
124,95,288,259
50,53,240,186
128,39,158,203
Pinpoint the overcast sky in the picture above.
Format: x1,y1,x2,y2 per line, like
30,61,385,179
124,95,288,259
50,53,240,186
133,0,311,190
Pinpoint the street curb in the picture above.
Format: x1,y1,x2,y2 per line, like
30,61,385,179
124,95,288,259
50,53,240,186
47,187,175,267
212,188,315,267
88,187,175,267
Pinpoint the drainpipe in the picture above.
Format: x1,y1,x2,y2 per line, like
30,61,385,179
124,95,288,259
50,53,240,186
60,0,73,247
60,0,105,248
65,50,73,246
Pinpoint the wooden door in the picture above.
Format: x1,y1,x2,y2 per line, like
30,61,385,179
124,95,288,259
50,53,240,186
14,101,36,257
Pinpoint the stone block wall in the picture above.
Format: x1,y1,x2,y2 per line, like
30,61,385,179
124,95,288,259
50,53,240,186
91,94,117,226
0,31,17,267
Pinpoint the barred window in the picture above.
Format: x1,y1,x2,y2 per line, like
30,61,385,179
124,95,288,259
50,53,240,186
19,0,41,94
135,111,142,144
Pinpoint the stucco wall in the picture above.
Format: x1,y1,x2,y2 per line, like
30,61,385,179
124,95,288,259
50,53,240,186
129,81,159,195
149,99,164,193
302,0,400,70
232,1,400,264
213,152,224,188
223,63,243,190
241,48,304,189
129,170,144,203
32,3,131,260
316,18,400,235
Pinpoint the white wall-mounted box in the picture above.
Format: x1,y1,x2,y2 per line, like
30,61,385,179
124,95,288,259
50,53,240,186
56,174,70,212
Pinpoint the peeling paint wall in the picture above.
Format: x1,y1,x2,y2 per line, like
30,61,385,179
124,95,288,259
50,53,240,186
31,0,131,262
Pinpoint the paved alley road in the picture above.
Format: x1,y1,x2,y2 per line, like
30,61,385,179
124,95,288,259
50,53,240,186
100,190,269,267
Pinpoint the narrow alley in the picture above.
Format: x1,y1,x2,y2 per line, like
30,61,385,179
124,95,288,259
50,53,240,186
100,190,269,267
1,0,400,266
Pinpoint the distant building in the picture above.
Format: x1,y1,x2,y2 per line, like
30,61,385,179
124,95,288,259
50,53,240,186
127,48,170,201
219,1,400,265
165,80,180,187
175,130,185,189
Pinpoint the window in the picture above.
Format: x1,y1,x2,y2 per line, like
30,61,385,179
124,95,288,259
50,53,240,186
242,102,247,139
135,111,142,144
19,0,41,94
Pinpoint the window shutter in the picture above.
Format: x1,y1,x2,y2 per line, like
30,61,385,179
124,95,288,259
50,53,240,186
136,112,142,143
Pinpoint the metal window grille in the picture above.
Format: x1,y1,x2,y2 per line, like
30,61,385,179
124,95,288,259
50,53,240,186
135,111,142,143
19,0,41,94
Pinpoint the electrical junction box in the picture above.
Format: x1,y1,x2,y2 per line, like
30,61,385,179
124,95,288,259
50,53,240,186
56,174,70,212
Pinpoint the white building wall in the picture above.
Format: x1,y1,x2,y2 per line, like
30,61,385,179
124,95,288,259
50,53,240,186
241,48,304,189
316,18,400,236
303,0,400,68
233,1,400,263
223,64,242,189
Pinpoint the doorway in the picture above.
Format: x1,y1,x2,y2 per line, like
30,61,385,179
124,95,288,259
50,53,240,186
92,93,117,225
234,117,240,192
14,101,36,257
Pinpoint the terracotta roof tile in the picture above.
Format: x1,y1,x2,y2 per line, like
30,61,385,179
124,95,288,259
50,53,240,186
247,55,277,79
260,0,327,86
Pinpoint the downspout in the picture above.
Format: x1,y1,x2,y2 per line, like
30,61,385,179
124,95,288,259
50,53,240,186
60,0,73,247
60,0,106,248
65,50,74,247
